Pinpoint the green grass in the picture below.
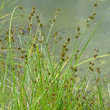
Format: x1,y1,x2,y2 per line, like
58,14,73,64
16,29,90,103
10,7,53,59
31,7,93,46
0,2,110,110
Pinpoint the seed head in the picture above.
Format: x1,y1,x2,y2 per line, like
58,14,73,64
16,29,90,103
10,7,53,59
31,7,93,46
94,3,98,7
33,6,36,10
77,27,80,31
29,16,31,20
19,6,23,10
67,37,70,42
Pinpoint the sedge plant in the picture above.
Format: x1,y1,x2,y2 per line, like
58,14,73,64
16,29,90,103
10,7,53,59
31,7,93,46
0,2,110,110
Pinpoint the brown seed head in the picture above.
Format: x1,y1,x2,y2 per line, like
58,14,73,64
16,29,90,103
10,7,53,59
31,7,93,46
96,78,99,83
89,66,94,71
40,23,43,28
75,35,78,39
77,27,80,31
55,32,58,36
33,6,36,10
36,15,39,19
74,67,77,72
57,8,60,11
65,48,68,51
71,66,74,71
29,16,31,20
94,3,98,7
63,44,66,48
91,16,94,20
31,12,33,16
77,50,79,53
86,23,89,27
37,19,40,23
53,19,55,22
94,54,97,58
75,54,77,59
32,10,35,13
19,6,23,10
67,37,70,42
97,67,100,74
93,12,96,16
29,23,32,27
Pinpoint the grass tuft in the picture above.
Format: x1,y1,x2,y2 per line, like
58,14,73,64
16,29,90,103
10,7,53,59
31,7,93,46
0,2,110,110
